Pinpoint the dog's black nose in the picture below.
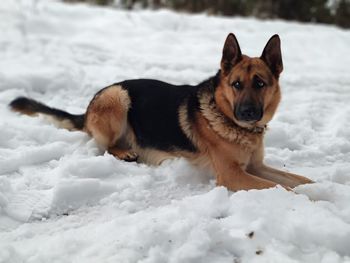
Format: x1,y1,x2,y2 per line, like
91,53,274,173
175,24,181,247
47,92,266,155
235,104,263,122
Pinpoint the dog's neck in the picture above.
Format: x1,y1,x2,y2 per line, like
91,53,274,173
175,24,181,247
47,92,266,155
198,72,266,136
197,92,264,153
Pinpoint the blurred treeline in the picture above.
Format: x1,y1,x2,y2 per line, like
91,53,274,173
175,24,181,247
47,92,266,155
65,0,350,28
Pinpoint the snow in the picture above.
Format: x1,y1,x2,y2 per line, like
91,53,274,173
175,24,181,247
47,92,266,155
1,0,350,262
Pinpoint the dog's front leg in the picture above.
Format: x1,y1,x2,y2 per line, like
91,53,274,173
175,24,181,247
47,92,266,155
210,154,278,191
249,164,314,188
195,115,278,191
247,145,314,188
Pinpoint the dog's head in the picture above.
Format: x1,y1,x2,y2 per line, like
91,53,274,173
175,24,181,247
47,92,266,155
215,33,283,129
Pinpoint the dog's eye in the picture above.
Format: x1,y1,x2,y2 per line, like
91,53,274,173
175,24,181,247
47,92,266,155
232,81,242,90
256,80,265,89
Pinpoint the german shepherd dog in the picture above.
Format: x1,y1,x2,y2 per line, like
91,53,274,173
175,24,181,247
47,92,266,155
10,34,313,191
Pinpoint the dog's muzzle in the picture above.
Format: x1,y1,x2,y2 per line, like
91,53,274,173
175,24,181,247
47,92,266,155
234,103,263,122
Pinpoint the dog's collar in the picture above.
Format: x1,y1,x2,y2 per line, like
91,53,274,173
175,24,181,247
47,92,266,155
238,124,267,134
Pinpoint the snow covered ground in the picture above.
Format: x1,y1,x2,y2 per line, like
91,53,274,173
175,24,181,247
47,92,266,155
1,0,350,262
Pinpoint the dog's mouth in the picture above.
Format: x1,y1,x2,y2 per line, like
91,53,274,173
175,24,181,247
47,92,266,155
232,118,266,133
233,118,259,129
232,104,264,130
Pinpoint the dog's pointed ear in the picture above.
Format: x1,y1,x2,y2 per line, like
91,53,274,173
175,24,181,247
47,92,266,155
221,33,242,75
261,34,283,78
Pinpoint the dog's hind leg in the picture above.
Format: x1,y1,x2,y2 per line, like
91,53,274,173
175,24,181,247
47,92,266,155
85,85,137,161
108,147,138,162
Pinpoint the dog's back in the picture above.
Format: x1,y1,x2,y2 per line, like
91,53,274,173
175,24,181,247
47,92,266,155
120,79,198,152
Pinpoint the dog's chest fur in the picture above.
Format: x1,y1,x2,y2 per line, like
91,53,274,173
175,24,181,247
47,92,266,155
198,90,263,152
193,95,263,170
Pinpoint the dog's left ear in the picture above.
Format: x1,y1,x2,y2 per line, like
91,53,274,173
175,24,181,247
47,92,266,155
261,35,283,78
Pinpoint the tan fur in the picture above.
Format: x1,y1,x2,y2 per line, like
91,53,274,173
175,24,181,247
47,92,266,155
85,85,130,149
12,108,38,116
43,115,77,131
136,148,177,165
192,113,277,190
10,106,79,131
178,100,198,148
108,147,138,161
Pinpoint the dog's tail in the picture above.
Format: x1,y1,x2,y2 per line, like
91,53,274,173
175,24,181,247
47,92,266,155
9,97,85,131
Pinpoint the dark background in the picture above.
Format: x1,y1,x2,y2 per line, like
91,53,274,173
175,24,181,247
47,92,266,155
64,0,350,28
